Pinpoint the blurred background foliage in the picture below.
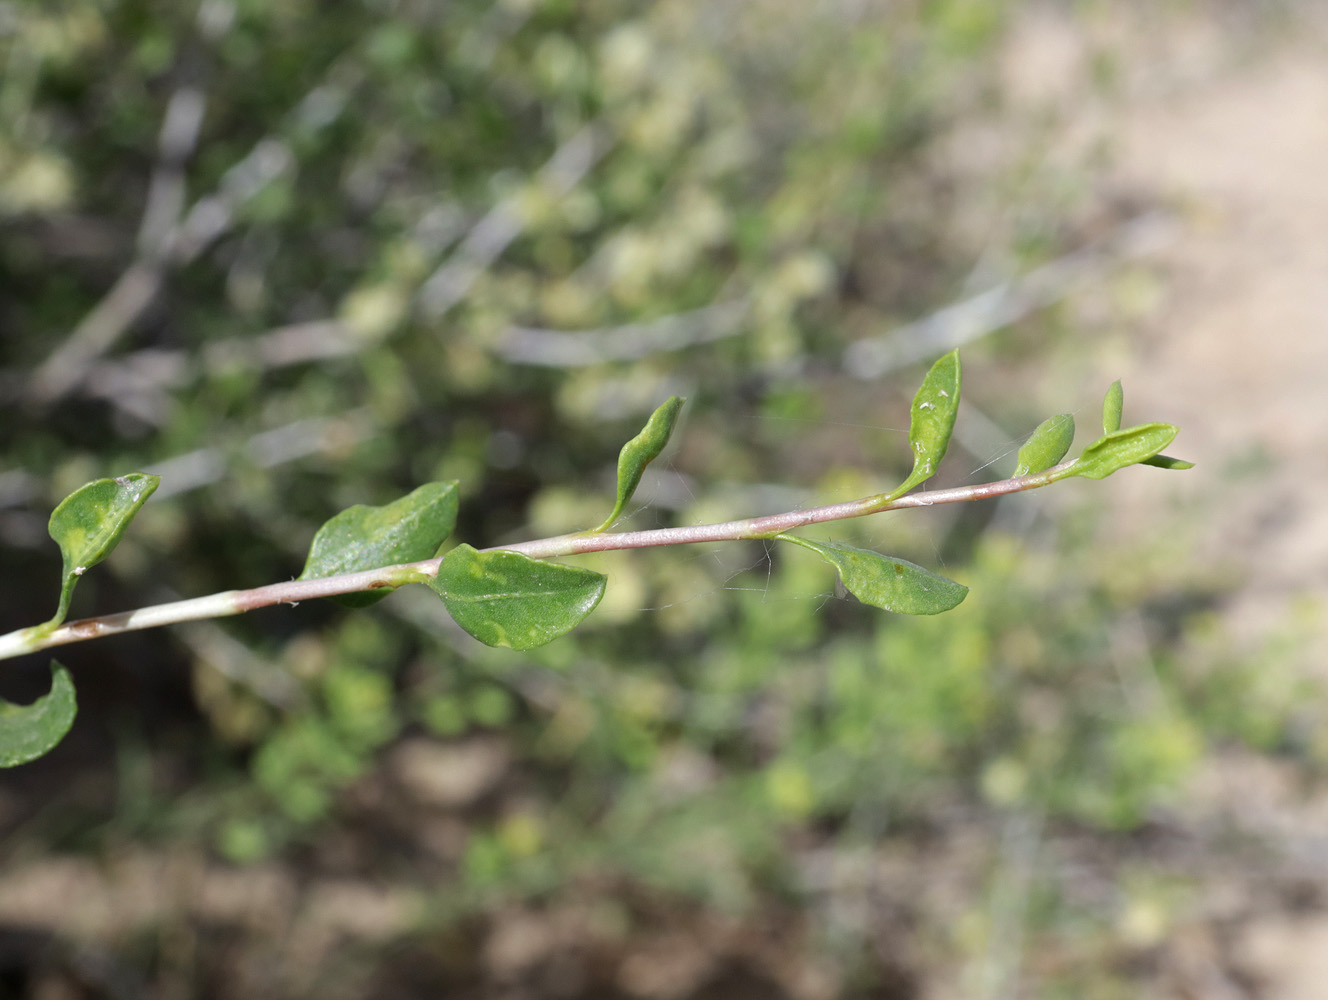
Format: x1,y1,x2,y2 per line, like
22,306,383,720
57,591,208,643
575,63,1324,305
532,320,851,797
1,0,1322,997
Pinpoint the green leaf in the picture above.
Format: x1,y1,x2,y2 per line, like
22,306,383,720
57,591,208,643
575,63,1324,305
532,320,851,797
882,350,961,501
1014,414,1075,476
46,473,160,628
1064,423,1179,480
300,481,459,607
1099,380,1192,471
778,535,968,615
1103,379,1124,434
594,396,685,532
0,662,77,767
430,544,606,649
1142,453,1195,470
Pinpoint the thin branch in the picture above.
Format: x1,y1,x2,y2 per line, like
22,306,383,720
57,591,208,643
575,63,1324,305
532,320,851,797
0,411,376,516
28,15,219,403
143,409,377,499
28,263,168,402
0,465,1069,662
842,212,1177,379
489,465,1067,559
60,123,604,420
137,86,208,257
493,299,750,367
27,49,355,405
417,124,607,317
173,618,304,709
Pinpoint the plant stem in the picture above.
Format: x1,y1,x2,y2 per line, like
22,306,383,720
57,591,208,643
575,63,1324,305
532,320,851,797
497,465,1065,558
0,464,1068,662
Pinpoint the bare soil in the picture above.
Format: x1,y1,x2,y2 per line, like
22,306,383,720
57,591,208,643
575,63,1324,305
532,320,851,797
1087,10,1328,997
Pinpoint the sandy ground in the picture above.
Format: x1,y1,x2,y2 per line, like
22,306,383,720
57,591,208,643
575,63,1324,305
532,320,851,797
1107,21,1328,644
1096,13,1328,999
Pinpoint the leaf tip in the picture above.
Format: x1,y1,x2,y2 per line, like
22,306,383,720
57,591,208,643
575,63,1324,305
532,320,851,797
0,661,78,768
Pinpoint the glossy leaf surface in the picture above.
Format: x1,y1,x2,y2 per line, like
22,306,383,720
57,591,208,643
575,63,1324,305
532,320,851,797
1014,414,1075,476
1102,379,1124,434
595,396,685,531
882,350,961,501
47,473,159,627
431,544,606,649
1065,423,1179,480
778,535,967,615
0,662,76,767
301,481,459,607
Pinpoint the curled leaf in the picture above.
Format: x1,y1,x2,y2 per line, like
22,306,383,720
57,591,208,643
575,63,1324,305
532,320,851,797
47,473,160,628
1103,379,1124,434
778,535,968,615
300,481,460,607
881,350,961,502
0,662,77,767
1064,423,1179,480
431,544,606,649
595,396,685,532
1014,414,1075,477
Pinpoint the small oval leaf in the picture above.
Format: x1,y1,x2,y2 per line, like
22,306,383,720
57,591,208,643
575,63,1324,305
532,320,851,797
595,396,685,532
1103,379,1124,434
882,350,961,501
778,535,968,615
0,662,77,767
1065,423,1179,480
47,473,160,627
300,481,460,607
431,544,606,649
1014,414,1075,476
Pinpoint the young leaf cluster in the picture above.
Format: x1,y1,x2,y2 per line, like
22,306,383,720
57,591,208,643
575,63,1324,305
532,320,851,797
0,352,1190,766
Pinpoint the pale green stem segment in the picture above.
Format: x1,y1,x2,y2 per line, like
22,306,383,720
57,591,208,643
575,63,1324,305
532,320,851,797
0,562,434,661
0,360,1193,776
0,374,1190,665
0,466,1076,662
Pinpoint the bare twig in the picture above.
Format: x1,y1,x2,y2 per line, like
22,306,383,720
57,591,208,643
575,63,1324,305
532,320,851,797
173,618,304,709
28,263,170,403
76,322,361,426
27,44,356,405
136,86,209,258
58,122,605,422
494,299,750,367
143,410,376,499
843,212,1177,379
418,124,607,317
27,9,220,402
